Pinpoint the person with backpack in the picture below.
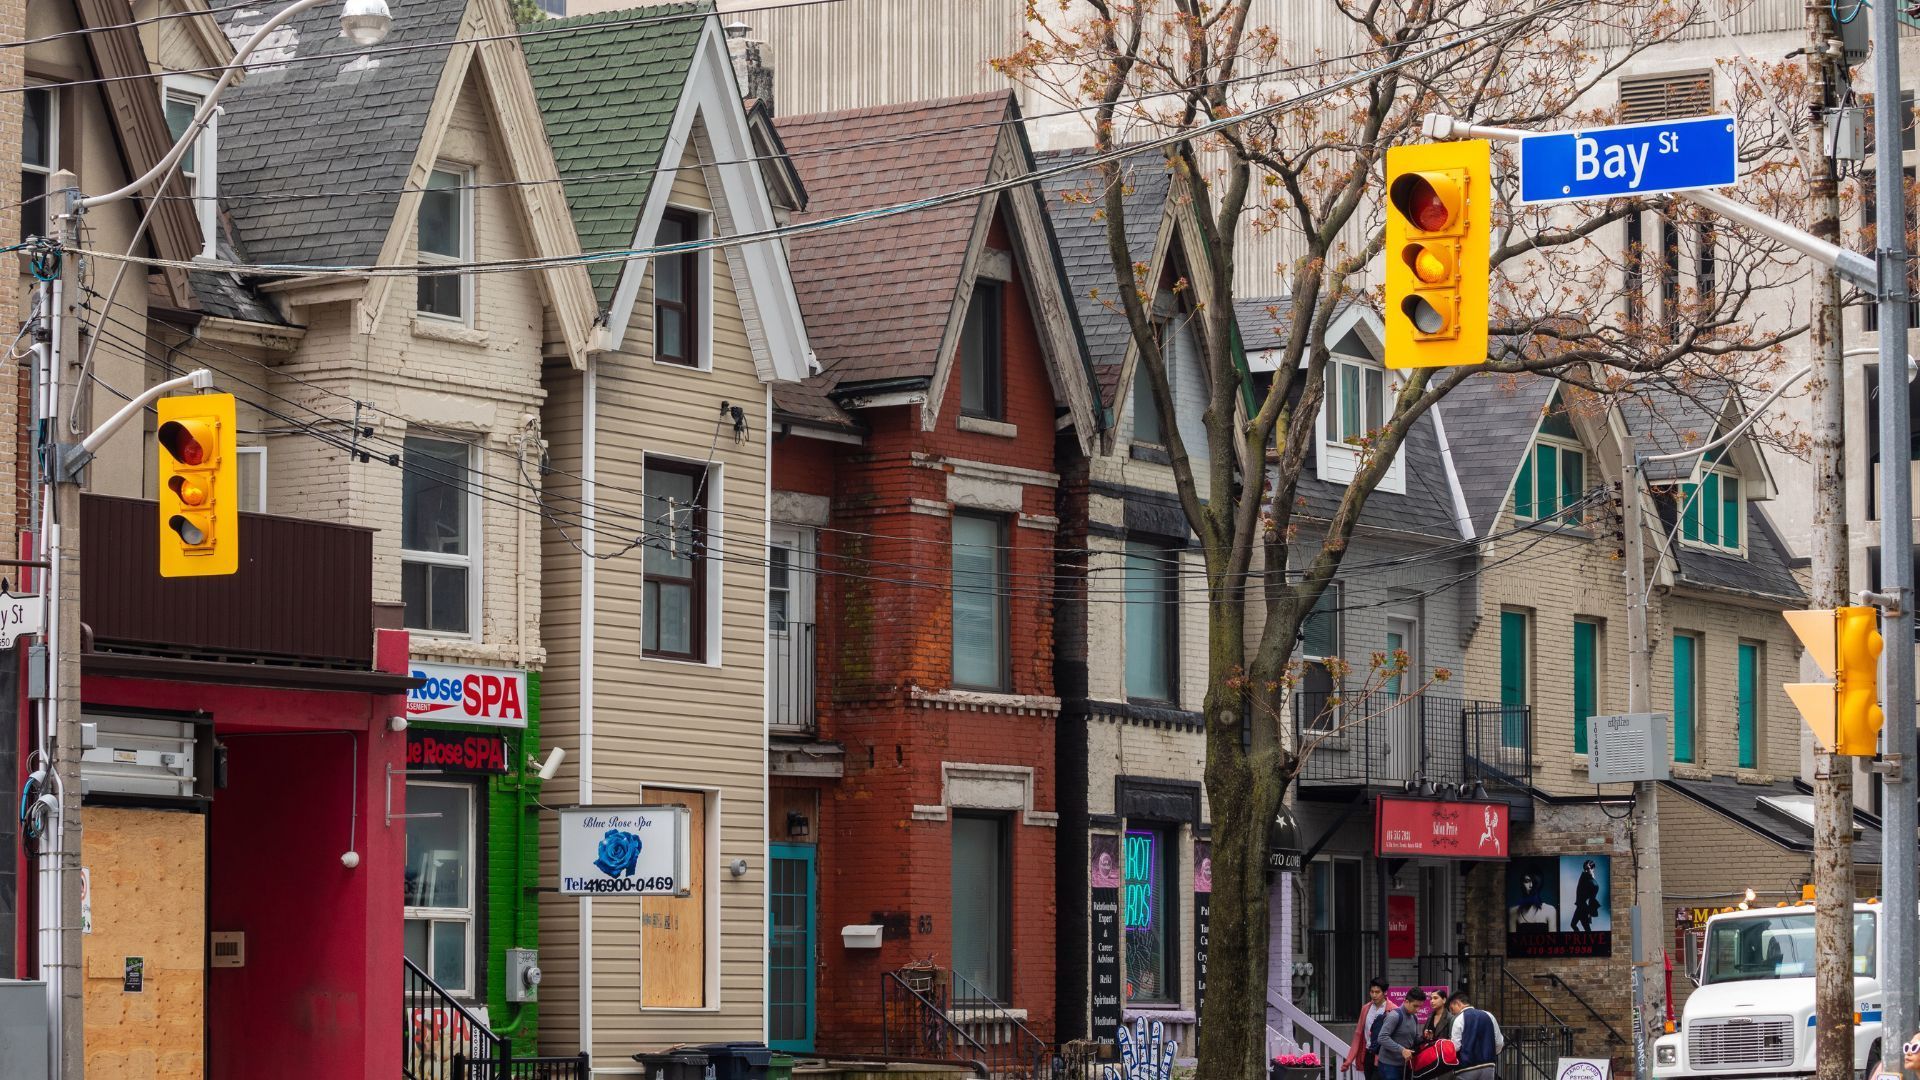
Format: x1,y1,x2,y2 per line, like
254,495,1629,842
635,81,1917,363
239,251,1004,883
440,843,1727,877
1375,990,1424,1080
1446,990,1506,1070
1343,979,1392,1079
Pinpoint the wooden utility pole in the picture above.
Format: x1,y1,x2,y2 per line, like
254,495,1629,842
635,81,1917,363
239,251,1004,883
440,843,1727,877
1804,5,1856,1080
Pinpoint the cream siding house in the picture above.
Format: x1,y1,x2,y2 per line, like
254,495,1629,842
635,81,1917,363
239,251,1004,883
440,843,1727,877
524,5,811,1058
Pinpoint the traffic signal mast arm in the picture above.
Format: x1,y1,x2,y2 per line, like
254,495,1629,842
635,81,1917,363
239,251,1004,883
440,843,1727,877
51,368,212,482
1420,113,1879,290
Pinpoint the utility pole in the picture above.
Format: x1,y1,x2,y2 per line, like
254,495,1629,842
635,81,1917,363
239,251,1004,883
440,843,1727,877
1867,0,1919,1061
1620,433,1660,1080
1801,4,1855,1080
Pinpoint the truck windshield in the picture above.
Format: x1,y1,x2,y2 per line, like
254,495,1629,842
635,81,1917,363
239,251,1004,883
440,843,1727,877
1704,913,1876,983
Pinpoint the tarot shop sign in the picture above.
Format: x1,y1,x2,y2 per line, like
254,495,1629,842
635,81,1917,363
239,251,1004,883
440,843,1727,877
1506,854,1612,958
1194,840,1212,1025
1089,833,1124,1042
556,805,690,896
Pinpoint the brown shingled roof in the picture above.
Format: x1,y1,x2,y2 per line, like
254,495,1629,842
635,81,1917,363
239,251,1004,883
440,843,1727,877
776,91,1014,398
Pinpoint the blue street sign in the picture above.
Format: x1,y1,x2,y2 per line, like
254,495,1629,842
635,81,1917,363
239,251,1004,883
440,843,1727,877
1517,115,1737,205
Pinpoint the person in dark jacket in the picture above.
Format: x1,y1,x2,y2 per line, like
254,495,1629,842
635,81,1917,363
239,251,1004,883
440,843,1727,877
1420,988,1451,1046
1446,990,1505,1068
1375,992,1423,1080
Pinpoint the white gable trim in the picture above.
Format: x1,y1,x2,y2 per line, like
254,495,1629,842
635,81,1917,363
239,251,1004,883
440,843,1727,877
601,18,812,383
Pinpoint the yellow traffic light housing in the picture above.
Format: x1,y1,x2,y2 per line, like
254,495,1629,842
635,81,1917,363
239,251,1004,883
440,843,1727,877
1784,606,1884,756
1384,140,1490,369
156,392,238,577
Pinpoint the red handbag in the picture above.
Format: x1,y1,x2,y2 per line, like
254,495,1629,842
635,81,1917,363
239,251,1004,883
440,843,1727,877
1411,1039,1460,1079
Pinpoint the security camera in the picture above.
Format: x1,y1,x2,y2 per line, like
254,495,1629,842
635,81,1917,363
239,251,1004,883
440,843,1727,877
532,746,566,781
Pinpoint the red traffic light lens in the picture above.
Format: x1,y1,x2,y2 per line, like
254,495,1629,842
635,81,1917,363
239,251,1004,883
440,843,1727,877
1406,184,1449,231
158,420,205,465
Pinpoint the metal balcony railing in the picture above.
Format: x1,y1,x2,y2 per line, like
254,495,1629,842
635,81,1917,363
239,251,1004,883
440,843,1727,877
769,620,817,732
1292,690,1532,790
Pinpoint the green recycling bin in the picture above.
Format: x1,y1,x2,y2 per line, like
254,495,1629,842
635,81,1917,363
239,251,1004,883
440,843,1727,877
766,1053,794,1080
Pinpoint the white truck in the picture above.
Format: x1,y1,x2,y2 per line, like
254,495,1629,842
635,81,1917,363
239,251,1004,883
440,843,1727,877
1653,901,1883,1080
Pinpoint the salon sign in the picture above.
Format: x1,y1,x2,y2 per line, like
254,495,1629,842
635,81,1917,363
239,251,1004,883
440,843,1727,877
406,661,528,728
556,805,691,896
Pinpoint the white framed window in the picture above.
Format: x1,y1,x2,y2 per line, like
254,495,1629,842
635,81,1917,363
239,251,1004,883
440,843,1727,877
403,781,478,996
653,207,711,369
161,75,218,258
21,85,56,242
236,446,266,513
417,167,472,322
1679,456,1744,554
1315,357,1405,493
401,434,479,638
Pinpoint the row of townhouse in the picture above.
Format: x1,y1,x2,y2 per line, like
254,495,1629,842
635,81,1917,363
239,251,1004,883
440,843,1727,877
0,1,1898,1079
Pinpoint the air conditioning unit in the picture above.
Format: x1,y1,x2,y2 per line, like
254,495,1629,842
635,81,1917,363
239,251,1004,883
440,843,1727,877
1588,712,1671,785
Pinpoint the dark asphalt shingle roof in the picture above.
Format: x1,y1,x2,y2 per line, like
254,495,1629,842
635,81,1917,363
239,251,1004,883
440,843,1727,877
1660,497,1806,601
1036,146,1171,407
777,92,1012,394
1437,371,1557,536
1293,407,1463,538
1663,774,1881,862
1236,296,1295,354
1618,381,1732,482
218,0,472,269
523,2,707,303
188,230,287,325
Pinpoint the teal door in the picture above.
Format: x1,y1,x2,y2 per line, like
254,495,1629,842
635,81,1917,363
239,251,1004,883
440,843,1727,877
769,843,816,1052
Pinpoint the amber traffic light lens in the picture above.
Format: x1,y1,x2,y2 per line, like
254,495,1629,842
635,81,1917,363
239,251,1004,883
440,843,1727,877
168,515,206,545
1403,244,1451,285
158,421,205,466
168,475,207,507
1402,295,1449,335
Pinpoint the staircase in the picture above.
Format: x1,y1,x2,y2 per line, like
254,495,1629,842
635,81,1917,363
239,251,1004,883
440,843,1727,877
1464,958,1577,1080
880,969,1058,1079
404,957,590,1080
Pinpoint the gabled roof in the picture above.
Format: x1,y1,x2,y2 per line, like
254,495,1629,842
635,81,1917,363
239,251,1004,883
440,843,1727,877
775,92,1100,442
1438,371,1560,536
1036,146,1172,406
522,2,705,302
218,0,471,269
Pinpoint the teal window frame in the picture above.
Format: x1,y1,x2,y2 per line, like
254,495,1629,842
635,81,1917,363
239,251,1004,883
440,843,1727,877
1573,619,1600,755
1513,436,1586,523
1673,633,1699,763
1499,610,1530,749
1737,641,1760,769
1680,466,1743,553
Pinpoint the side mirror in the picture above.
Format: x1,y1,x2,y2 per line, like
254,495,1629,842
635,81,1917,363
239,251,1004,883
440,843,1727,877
1684,927,1706,986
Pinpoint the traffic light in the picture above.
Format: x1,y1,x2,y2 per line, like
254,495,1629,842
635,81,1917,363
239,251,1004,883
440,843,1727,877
1383,140,1491,369
156,392,238,578
1784,606,1884,756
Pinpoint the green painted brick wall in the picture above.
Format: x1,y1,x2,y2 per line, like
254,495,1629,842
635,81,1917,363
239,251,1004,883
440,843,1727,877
486,671,542,1054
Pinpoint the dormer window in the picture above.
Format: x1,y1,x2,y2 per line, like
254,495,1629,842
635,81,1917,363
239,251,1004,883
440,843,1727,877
1315,356,1404,493
162,76,218,259
1514,405,1586,524
1679,451,1742,552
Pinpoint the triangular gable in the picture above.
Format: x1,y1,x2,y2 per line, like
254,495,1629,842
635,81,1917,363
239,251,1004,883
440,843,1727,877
596,17,811,382
356,0,597,366
152,0,237,73
918,129,1101,453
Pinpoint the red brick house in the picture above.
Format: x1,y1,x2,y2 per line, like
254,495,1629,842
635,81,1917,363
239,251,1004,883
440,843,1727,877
764,92,1101,1062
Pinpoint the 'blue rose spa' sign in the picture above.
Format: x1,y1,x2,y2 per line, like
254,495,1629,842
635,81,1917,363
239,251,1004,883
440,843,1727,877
556,806,689,896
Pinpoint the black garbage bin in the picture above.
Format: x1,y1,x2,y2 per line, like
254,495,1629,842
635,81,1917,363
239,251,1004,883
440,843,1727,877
632,1049,713,1080
697,1041,773,1080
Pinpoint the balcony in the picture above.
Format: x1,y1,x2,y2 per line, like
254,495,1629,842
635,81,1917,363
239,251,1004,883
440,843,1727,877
769,619,816,733
1291,689,1531,792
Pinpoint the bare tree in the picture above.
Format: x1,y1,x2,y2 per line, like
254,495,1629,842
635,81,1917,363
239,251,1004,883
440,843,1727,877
1000,2,1806,1076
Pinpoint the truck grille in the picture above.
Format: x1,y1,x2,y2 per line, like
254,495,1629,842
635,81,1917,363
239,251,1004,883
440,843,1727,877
1688,1016,1796,1069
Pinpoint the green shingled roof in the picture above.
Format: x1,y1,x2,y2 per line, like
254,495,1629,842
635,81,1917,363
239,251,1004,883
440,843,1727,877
522,2,709,302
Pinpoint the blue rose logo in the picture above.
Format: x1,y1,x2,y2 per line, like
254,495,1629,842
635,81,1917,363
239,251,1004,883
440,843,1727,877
594,828,642,878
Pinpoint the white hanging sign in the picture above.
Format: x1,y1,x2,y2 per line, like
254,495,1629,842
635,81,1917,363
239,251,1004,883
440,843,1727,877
556,805,690,896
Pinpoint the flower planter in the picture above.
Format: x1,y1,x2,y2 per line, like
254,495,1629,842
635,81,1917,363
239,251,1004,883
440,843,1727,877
1272,1065,1325,1080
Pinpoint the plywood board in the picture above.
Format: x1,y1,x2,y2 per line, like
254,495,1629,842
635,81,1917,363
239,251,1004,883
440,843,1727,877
642,790,706,1007
83,806,205,1080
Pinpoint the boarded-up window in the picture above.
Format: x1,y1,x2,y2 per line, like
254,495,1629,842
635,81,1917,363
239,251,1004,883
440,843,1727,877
1618,72,1713,123
642,789,708,1007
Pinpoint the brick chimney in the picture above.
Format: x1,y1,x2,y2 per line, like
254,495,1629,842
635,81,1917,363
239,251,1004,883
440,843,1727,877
725,19,775,114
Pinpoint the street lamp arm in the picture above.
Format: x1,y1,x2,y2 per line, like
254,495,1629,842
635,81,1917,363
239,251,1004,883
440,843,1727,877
1639,363,1814,467
79,369,213,456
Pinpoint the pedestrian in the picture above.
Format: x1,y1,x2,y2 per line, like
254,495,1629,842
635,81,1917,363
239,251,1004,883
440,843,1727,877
1870,1033,1920,1080
1343,979,1391,1079
1375,989,1423,1080
1446,990,1505,1070
1421,989,1451,1045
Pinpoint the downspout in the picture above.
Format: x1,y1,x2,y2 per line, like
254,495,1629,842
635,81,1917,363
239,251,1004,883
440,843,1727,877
578,357,597,1055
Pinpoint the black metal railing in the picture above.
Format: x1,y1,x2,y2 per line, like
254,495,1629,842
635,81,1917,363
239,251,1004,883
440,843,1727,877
950,968,1054,1077
769,620,817,732
404,957,589,1080
1292,690,1532,790
1459,957,1576,1080
881,971,995,1076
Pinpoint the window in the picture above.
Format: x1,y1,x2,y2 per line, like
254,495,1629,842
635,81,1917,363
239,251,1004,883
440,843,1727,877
1499,609,1530,749
1673,632,1700,763
1132,363,1163,446
162,78,217,256
1124,543,1178,702
1573,618,1600,755
959,282,1004,419
1618,71,1713,123
21,86,54,242
952,513,1008,690
1862,169,1920,331
401,436,476,637
1514,405,1586,523
951,813,1011,1004
654,209,703,366
1326,359,1385,446
643,460,709,661
1299,583,1342,730
237,446,266,513
1623,212,1645,325
1384,617,1416,698
1123,825,1178,1005
404,782,478,995
417,168,470,320
1679,457,1742,552
1737,641,1760,770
